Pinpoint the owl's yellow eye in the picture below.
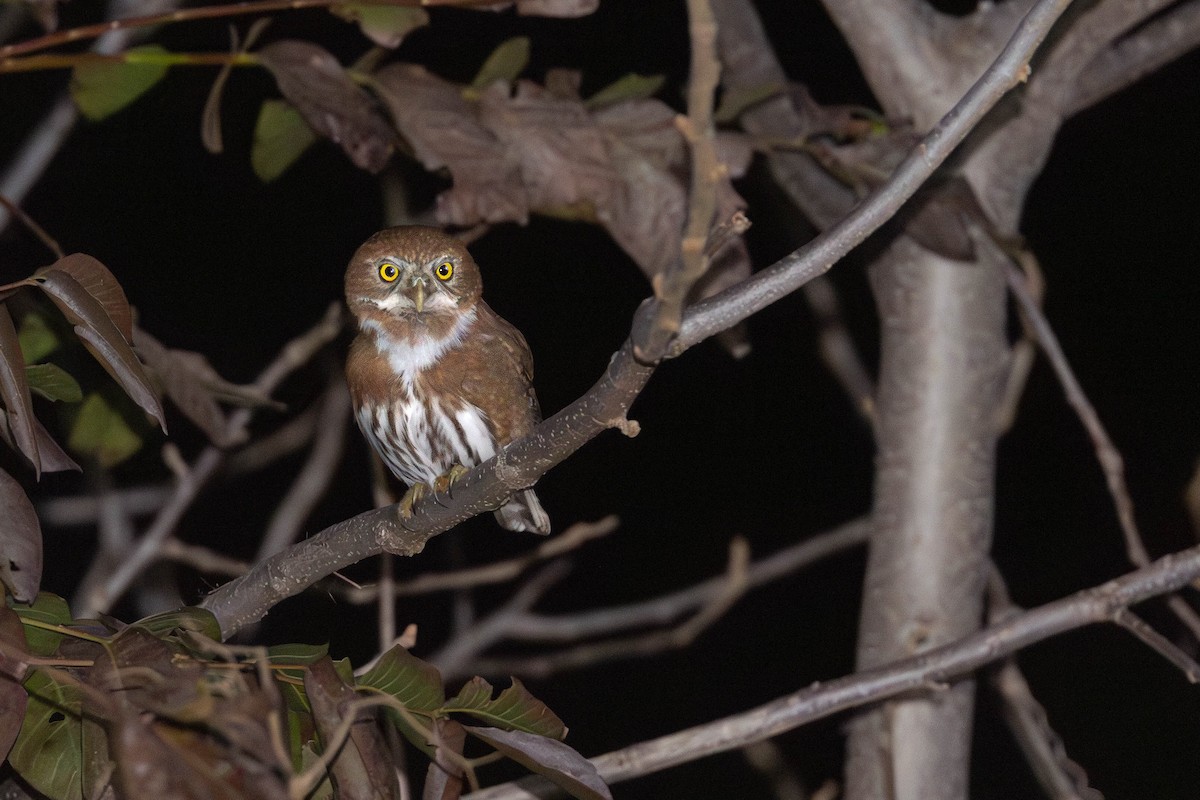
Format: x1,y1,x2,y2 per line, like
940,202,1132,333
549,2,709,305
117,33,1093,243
379,262,399,282
435,261,454,282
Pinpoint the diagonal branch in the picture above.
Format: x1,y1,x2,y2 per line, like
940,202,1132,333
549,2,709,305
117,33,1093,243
464,543,1200,799
198,0,1076,640
1066,0,1200,115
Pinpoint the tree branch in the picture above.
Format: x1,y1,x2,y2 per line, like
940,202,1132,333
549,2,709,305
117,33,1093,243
1066,0,1200,116
76,303,343,617
464,542,1200,799
199,0,1074,639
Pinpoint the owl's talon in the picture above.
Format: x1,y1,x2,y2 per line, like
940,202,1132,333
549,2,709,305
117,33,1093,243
397,483,427,520
433,465,471,497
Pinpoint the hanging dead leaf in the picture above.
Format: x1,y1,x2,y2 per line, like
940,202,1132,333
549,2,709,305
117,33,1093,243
306,657,401,800
0,306,40,475
478,80,619,213
258,40,394,173
465,726,611,800
0,467,42,603
372,63,530,225
134,327,279,448
424,718,466,800
34,269,165,430
35,253,134,343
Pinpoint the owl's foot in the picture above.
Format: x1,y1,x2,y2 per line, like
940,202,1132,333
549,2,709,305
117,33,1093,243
398,466,471,522
433,464,471,496
397,483,427,521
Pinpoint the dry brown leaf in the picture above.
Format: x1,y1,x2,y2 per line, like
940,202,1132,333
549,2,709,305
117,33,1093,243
478,80,619,213
0,467,41,604
373,63,530,225
134,327,279,448
259,40,394,173
0,306,39,476
306,657,401,800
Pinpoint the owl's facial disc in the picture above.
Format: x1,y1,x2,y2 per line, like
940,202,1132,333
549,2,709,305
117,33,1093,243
370,255,460,317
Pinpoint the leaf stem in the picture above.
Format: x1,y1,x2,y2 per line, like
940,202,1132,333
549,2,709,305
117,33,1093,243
0,51,260,73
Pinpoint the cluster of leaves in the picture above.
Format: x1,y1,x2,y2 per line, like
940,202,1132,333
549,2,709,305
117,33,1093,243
0,252,281,607
61,3,755,306
0,594,609,799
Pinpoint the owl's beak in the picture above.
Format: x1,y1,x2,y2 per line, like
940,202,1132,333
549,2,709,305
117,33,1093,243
410,279,426,314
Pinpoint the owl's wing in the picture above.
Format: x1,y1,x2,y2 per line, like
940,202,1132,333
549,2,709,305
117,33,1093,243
462,302,542,431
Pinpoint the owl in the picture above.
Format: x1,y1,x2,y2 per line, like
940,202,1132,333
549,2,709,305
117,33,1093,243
344,226,550,534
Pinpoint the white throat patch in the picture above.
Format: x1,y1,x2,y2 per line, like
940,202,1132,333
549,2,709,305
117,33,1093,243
361,308,477,387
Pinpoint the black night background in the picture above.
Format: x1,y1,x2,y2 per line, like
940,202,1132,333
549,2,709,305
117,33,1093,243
1,2,1199,797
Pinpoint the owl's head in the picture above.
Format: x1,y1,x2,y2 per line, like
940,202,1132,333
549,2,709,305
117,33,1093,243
344,226,483,324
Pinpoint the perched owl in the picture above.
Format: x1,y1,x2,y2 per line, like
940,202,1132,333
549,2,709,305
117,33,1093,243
344,226,550,534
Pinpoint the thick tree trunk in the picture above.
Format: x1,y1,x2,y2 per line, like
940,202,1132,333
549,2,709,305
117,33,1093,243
844,237,1008,799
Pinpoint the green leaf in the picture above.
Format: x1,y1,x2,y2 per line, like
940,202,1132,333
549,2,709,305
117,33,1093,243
585,73,665,109
130,607,221,641
355,644,445,713
25,363,82,403
70,44,170,121
714,82,784,124
444,677,566,739
9,592,72,656
270,642,330,714
252,99,318,182
10,669,85,800
67,392,143,469
471,36,531,90
331,4,428,48
17,312,58,364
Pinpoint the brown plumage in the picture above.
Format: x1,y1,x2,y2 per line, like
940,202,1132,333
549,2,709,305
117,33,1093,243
344,226,550,534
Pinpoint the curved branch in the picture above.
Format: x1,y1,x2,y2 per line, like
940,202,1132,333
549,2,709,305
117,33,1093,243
1066,0,1200,115
464,542,1200,799
199,0,1075,639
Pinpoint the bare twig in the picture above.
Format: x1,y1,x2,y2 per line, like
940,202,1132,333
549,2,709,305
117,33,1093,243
429,561,572,679
995,246,1045,432
990,661,1102,800
987,566,1102,800
1066,0,1200,116
632,0,724,361
1113,608,1200,683
464,542,1200,799
224,400,320,476
466,537,752,680
741,740,806,800
803,278,876,427
77,303,343,617
503,519,867,645
674,0,1074,354
1003,262,1200,642
335,516,619,602
1186,458,1200,539
0,193,62,258
0,0,182,234
200,0,1072,639
38,484,171,526
255,373,351,561
159,539,248,576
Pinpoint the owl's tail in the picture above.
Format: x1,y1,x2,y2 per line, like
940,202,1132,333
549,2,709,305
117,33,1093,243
494,489,550,535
